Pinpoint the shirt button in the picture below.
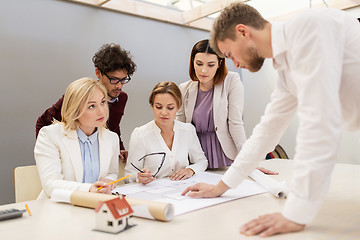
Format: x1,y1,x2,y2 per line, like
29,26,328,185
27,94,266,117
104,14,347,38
215,127,218,131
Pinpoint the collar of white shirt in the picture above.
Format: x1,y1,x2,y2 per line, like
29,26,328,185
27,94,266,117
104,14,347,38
271,22,288,71
108,97,118,103
151,120,178,133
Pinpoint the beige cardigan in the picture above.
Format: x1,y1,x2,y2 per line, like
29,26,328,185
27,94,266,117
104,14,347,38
176,71,246,160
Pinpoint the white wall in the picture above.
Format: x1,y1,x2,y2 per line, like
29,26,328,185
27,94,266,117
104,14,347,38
345,6,360,16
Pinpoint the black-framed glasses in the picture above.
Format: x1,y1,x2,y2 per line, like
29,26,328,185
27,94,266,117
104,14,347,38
104,73,131,85
130,152,166,177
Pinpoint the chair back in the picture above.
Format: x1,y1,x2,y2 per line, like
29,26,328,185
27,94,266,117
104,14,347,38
14,165,42,202
266,144,289,159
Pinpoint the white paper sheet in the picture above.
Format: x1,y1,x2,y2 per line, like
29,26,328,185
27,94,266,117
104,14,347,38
113,172,267,216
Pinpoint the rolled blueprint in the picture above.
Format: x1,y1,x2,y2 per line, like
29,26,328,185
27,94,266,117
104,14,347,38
126,197,174,222
69,190,117,208
249,169,288,198
51,189,174,222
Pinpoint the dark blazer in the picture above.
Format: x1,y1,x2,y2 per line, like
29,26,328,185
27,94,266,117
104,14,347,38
176,72,246,160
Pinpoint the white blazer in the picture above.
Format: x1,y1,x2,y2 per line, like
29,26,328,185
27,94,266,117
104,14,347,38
34,123,119,199
176,71,246,160
125,120,208,182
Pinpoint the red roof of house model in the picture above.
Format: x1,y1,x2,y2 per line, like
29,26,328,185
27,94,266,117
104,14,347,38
95,196,134,219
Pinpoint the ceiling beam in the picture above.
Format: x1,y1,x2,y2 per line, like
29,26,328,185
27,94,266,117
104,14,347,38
270,0,360,21
62,0,360,32
62,0,212,31
186,17,213,31
103,0,184,24
183,0,249,24
97,0,111,6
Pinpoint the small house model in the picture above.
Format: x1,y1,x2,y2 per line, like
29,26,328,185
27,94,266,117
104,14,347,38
94,195,135,233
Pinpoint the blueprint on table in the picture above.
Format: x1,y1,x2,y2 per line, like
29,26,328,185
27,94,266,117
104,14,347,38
113,172,267,216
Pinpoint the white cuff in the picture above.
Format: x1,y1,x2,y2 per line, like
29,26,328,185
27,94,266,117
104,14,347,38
185,166,197,175
221,166,247,189
104,174,117,182
130,173,138,183
79,183,92,192
282,192,323,224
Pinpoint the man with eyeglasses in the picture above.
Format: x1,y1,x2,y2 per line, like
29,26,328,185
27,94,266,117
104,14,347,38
35,43,137,162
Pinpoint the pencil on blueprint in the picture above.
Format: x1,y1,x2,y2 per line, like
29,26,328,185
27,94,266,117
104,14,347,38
97,174,131,191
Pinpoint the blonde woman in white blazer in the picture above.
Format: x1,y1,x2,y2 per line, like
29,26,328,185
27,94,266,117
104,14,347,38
34,78,119,199
177,39,246,169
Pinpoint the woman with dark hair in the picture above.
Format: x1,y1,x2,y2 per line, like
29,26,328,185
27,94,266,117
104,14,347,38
178,40,277,175
177,39,247,169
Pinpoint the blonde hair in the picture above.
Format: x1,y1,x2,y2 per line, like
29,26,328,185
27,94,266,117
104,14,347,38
60,77,109,132
149,81,182,108
210,2,268,57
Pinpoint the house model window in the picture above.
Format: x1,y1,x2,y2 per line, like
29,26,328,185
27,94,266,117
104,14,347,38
94,195,136,233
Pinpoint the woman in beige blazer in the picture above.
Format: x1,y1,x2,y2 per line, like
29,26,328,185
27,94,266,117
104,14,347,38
177,39,246,169
34,78,119,199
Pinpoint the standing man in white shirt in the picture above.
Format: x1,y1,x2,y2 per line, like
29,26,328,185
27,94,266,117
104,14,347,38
182,2,360,237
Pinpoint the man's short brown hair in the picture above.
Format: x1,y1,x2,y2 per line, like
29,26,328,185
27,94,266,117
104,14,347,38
210,2,268,57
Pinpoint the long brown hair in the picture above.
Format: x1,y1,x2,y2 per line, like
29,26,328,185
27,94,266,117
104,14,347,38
189,39,228,85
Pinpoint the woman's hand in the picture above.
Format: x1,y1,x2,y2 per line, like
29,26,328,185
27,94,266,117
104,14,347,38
137,168,155,184
101,178,116,190
182,180,229,198
170,168,194,181
89,180,112,194
257,167,278,175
